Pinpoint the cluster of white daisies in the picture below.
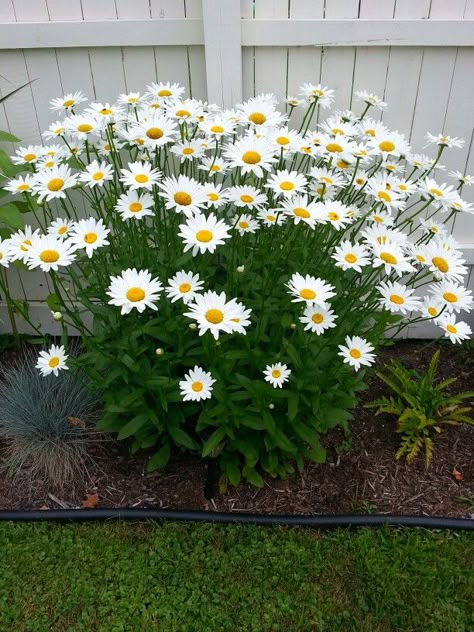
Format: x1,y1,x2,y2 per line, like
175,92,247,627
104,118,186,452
2,81,473,393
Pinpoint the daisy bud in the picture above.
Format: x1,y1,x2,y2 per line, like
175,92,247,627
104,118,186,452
155,348,164,356
215,341,221,346
236,265,245,273
189,323,198,330
268,403,275,410
52,311,63,321
290,323,297,329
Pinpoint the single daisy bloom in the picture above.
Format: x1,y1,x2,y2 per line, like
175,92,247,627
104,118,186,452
47,218,76,239
179,366,215,402
320,116,358,137
425,132,464,149
184,290,251,340
368,130,410,157
318,134,355,163
79,160,114,188
224,135,276,178
115,190,154,221
263,363,291,388
234,214,260,236
107,268,163,315
338,336,375,371
265,170,308,198
371,242,415,276
7,226,40,262
32,164,78,202
146,81,185,100
199,117,236,138
227,185,267,210
26,234,76,272
366,175,405,210
50,91,87,111
355,90,387,111
64,114,102,139
158,175,208,217
450,197,474,215
449,171,473,186
420,296,445,320
166,99,202,123
419,218,447,237
377,281,422,315
286,273,336,305
269,127,304,154
130,114,178,148
299,83,334,108
178,213,231,256
42,121,66,141
419,178,458,209
392,179,417,196
166,270,204,304
238,96,286,129
424,242,467,282
0,238,12,268
332,240,370,273
118,92,143,107
279,195,320,228
171,140,206,162
36,344,69,377
430,281,473,314
198,156,229,175
11,145,44,165
361,224,407,249
85,101,124,122
300,304,337,335
367,210,395,226
357,118,390,140
311,167,345,188
69,218,110,258
258,209,286,227
319,200,354,230
285,96,304,107
120,161,161,191
438,314,471,343
3,174,35,195
204,183,229,209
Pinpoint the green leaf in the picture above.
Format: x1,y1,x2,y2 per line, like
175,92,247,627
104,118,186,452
288,394,299,421
202,427,227,457
242,465,264,487
168,425,197,450
0,130,20,143
0,203,24,229
147,442,171,471
306,442,326,463
45,292,61,312
117,412,150,440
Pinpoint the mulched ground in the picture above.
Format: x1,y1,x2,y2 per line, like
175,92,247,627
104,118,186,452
0,340,473,517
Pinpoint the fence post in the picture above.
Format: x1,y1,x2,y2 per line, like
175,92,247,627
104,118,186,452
201,0,242,107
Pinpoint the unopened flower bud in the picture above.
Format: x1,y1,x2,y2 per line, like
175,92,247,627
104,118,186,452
236,265,245,273
189,323,198,330
290,323,297,330
52,311,63,321
268,403,275,410
215,341,221,346
155,348,164,356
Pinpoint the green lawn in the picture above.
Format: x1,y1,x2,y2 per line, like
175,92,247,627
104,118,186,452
0,522,472,631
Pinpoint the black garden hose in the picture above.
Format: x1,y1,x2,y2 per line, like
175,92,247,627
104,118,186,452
0,508,472,530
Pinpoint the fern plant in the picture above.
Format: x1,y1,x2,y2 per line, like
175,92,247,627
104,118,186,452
366,350,474,465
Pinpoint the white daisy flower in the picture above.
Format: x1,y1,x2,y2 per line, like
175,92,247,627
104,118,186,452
263,363,291,388
420,296,445,320
0,238,12,268
258,209,286,227
198,156,229,175
429,281,473,314
79,160,114,188
299,83,334,108
227,185,267,210
32,165,78,202
224,135,276,177
366,175,405,210
318,134,355,164
179,366,215,402
448,171,473,186
42,121,66,141
107,268,163,315
47,218,76,239
158,175,208,217
178,213,231,256
25,234,76,272
450,197,474,215
166,270,204,304
115,191,154,221
234,214,260,235
50,91,87,111
69,218,110,258
279,195,320,228
285,96,304,107
367,210,395,226
11,145,44,165
355,90,387,111
170,140,206,162
146,81,185,100
358,118,390,140
36,344,69,377
311,167,345,188
199,117,236,138
319,200,354,230
300,304,337,335
368,130,410,157
438,314,471,343
8,226,40,262
320,116,358,138
265,170,308,198
64,114,102,139
377,281,422,315
425,132,464,149
119,161,161,191
419,218,447,237
418,178,458,209
332,241,371,273
3,174,35,195
128,114,178,149
371,242,415,276
361,224,407,248
424,242,467,282
118,92,143,106
203,183,228,209
269,127,303,154
286,273,336,305
338,336,375,371
184,290,251,340
238,96,287,129
85,102,123,122
166,99,202,122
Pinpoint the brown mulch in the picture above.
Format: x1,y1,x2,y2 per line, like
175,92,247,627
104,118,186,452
0,340,473,517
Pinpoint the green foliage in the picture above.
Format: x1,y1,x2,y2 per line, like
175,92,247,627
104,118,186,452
0,522,472,631
367,350,474,464
0,349,101,485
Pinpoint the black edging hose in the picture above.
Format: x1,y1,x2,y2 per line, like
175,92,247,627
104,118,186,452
0,509,472,530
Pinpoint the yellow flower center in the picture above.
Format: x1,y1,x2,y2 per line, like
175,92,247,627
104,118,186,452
242,150,261,165
390,294,405,305
328,212,340,221
312,313,324,324
129,202,143,213
320,177,333,185
239,221,250,229
146,127,164,140
350,349,361,359
20,239,32,252
63,99,74,107
378,191,392,202
205,308,224,324
345,253,357,263
355,178,365,185
182,147,194,155
373,215,384,223
336,160,349,169
290,207,310,220
158,89,172,97
248,112,266,125
398,184,407,191
276,136,289,145
311,89,324,96
443,292,458,303
78,124,93,133
416,255,426,263
48,357,60,368
266,214,276,222
432,256,448,273
210,165,221,172
176,109,191,118
332,128,345,135
191,381,203,392
39,249,60,263
84,232,97,244
428,306,438,317
271,369,281,378
92,172,104,181
100,108,113,115
207,193,219,202
174,192,192,206
379,140,395,152
380,252,397,265
54,128,64,135
196,229,213,243
300,288,316,300
210,125,224,133
326,143,343,153
365,129,376,137
47,178,64,192
17,183,30,191
240,194,254,203
280,181,294,191
44,161,55,168
135,138,145,146
126,287,146,302
58,226,68,235
23,153,36,162
446,324,457,334
128,97,139,103
179,283,192,293
301,146,312,154
104,144,111,151
135,174,149,184
430,188,443,197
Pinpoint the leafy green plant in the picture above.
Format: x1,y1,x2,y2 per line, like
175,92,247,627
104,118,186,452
367,350,474,464
0,348,101,486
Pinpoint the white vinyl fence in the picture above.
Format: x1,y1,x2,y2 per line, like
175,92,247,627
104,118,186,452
0,0,473,335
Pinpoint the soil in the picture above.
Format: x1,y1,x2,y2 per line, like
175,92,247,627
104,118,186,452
0,340,473,518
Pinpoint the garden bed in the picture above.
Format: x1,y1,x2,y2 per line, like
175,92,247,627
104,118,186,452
0,340,472,518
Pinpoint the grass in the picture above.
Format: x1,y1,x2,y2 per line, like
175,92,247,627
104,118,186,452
0,522,472,631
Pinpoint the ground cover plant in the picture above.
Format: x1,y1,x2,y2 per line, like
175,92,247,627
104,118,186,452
0,83,472,485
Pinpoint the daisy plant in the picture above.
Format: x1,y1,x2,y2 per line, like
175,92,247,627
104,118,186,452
1,82,472,486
